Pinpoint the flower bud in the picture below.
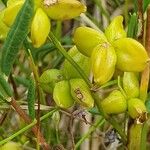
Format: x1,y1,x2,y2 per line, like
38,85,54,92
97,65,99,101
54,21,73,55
53,80,74,108
73,26,107,57
70,78,94,108
31,8,51,48
101,90,127,114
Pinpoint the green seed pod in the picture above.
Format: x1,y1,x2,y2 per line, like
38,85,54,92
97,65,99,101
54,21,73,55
101,90,127,114
1,142,22,150
113,38,149,72
3,0,25,27
53,80,74,108
123,72,139,99
73,26,108,57
128,98,147,120
39,69,63,94
70,78,94,108
31,8,51,48
105,15,126,44
91,43,117,85
62,46,90,79
41,0,86,20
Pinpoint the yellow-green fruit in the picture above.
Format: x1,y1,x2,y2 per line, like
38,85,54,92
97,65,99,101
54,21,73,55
91,43,117,85
39,69,63,94
128,98,147,119
105,15,126,44
101,90,127,114
53,80,74,108
62,46,90,79
73,26,107,57
3,0,24,27
41,0,86,20
1,142,22,150
123,72,139,99
0,10,9,40
113,38,149,72
31,8,51,48
70,78,94,108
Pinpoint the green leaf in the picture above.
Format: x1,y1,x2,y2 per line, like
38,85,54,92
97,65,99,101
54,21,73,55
0,74,13,97
27,78,36,120
143,0,150,12
1,0,34,76
127,13,138,38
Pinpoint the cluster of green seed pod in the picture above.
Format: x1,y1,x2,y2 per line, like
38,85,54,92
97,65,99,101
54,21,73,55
0,0,86,47
39,47,94,109
73,15,148,121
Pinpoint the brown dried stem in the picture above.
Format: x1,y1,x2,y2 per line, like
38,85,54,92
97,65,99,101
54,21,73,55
10,98,51,150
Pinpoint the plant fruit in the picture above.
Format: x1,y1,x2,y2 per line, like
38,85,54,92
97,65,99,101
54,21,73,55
73,26,107,57
101,90,127,114
91,43,117,85
53,80,74,108
70,78,94,108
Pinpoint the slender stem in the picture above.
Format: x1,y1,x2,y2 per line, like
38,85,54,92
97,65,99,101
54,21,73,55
0,108,58,146
75,118,105,149
48,32,92,87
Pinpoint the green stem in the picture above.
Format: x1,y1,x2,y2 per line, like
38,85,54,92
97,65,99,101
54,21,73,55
0,108,58,146
48,32,92,87
75,118,105,149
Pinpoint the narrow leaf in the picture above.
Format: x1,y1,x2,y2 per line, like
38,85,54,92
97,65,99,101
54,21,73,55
127,13,138,38
1,0,34,76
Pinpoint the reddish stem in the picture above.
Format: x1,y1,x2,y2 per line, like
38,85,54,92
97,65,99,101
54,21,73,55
10,98,51,150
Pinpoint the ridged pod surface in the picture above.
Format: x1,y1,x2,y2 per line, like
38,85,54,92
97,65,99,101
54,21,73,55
39,69,63,93
91,43,117,85
113,38,149,72
101,90,127,114
62,46,90,79
70,78,94,108
53,80,74,108
41,0,86,20
105,15,126,44
128,98,147,119
31,8,51,48
123,72,139,99
3,0,25,27
73,26,107,57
